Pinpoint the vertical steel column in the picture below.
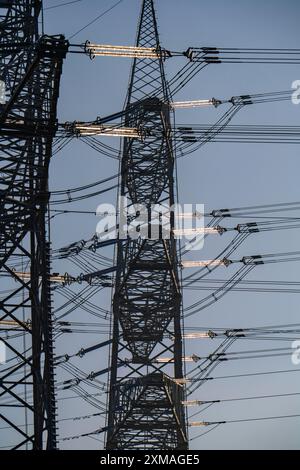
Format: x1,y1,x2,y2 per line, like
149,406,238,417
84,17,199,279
0,1,68,449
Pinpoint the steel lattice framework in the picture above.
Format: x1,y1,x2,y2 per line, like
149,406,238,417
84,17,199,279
0,0,68,449
106,0,188,450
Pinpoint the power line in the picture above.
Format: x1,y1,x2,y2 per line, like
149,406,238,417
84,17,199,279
68,0,125,40
187,368,300,382
190,413,300,440
223,414,300,425
187,391,300,406
44,0,83,10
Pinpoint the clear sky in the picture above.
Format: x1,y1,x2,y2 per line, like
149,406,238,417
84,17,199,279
29,0,300,449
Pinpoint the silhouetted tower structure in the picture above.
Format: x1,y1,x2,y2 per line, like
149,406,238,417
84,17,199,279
0,0,68,449
106,0,188,450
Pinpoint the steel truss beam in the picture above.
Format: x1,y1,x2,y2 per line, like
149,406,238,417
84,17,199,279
106,0,188,450
0,0,68,449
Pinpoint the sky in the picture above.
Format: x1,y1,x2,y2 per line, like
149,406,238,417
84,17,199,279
3,0,300,450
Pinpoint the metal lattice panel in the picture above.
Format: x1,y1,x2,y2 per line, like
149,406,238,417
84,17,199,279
0,1,68,449
107,374,186,450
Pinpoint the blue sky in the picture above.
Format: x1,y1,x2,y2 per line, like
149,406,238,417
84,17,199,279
37,0,300,449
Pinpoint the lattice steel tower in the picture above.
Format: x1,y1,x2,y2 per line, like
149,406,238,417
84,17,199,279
106,0,188,450
0,0,68,449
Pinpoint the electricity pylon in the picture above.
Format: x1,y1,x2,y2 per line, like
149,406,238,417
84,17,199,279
0,0,68,449
106,0,188,450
